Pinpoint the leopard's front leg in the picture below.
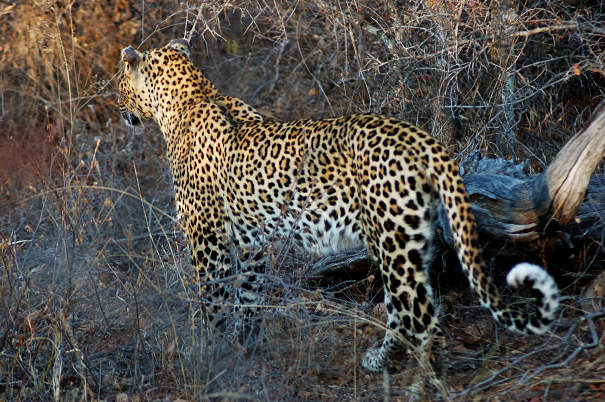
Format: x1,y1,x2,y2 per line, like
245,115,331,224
175,144,264,338
190,228,265,339
190,231,235,324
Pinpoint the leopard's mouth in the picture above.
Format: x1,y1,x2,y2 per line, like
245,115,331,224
121,109,141,127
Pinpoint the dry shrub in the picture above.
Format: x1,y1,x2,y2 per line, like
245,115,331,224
0,0,180,197
2,1,603,170
146,0,605,182
208,0,605,163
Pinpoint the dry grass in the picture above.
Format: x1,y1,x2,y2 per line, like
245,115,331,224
1,1,604,400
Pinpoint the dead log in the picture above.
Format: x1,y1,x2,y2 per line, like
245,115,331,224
541,100,605,225
453,100,605,243
311,101,605,275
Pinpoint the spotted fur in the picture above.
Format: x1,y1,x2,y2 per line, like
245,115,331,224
118,39,559,372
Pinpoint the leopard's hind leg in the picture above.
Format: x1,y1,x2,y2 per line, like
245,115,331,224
360,171,445,373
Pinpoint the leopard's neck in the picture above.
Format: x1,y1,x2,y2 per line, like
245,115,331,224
151,64,222,148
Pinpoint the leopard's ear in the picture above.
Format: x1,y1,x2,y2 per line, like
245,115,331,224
121,46,141,68
167,38,192,59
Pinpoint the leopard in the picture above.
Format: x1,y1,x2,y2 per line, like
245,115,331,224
118,39,560,373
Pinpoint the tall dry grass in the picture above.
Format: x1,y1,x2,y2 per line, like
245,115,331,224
1,1,604,400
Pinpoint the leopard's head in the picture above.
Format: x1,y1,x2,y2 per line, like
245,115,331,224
118,39,193,126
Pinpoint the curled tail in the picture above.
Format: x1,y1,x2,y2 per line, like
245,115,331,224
421,136,559,334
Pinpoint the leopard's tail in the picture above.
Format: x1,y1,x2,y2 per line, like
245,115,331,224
422,136,559,335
